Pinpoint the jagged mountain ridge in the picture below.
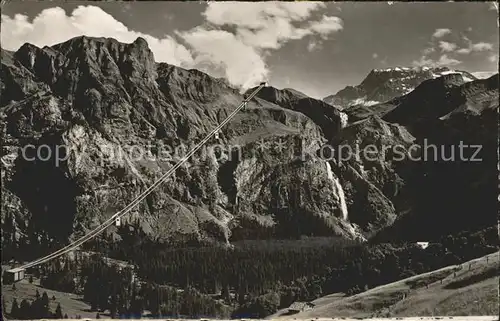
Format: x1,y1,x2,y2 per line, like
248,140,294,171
344,72,495,123
323,66,477,110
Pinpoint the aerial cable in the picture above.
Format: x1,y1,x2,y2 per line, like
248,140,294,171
16,82,267,271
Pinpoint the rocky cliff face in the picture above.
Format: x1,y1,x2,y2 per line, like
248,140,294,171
0,36,368,246
250,86,348,139
1,36,497,247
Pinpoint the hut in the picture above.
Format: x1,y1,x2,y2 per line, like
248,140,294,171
4,267,25,283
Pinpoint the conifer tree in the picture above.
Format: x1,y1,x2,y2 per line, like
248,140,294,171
19,299,31,319
10,298,19,318
55,303,63,319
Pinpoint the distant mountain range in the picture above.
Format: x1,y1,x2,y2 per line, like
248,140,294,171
323,66,477,110
472,71,498,79
1,36,497,248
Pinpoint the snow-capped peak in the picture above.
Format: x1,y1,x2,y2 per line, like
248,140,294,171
323,66,477,109
431,69,475,82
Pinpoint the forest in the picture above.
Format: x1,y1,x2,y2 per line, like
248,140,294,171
2,215,497,319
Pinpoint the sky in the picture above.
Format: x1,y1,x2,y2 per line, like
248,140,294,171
1,1,499,99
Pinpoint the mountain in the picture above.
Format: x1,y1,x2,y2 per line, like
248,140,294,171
249,86,348,139
373,74,498,241
0,36,497,252
344,71,493,122
0,36,372,249
323,67,477,110
321,72,498,241
383,73,498,126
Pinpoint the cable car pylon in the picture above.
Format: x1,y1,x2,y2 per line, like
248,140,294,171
5,81,268,281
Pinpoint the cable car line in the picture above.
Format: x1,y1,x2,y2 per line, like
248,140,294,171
12,82,267,274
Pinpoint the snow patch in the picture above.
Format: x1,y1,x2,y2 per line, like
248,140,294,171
432,70,475,83
437,70,458,76
416,242,429,249
339,112,349,128
351,97,380,106
364,100,380,106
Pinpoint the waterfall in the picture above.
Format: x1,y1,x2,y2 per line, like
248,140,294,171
334,177,349,221
325,162,349,221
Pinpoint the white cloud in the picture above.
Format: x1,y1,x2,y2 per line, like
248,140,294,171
308,15,343,38
426,32,496,57
436,54,461,66
199,2,332,50
471,42,494,51
455,41,494,55
178,28,268,89
456,48,472,55
412,54,461,67
1,3,344,90
201,3,342,49
432,28,451,38
422,47,435,55
438,41,457,52
235,22,310,50
372,53,378,59
180,2,343,88
488,54,498,63
203,2,325,29
412,56,435,67
1,6,194,67
307,40,322,52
